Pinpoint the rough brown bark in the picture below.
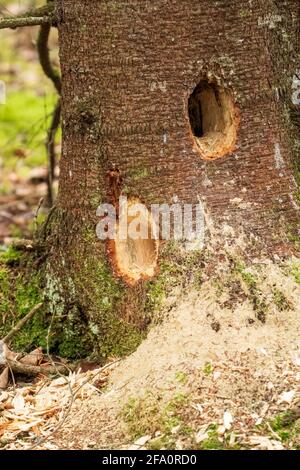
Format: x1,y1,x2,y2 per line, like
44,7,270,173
41,0,300,357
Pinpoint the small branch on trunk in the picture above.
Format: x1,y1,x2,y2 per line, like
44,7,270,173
2,303,43,344
0,4,56,30
0,16,52,30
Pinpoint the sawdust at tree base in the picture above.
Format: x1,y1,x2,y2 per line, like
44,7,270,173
1,258,300,450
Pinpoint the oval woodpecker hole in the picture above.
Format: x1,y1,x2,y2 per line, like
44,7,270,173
188,80,239,160
109,198,159,285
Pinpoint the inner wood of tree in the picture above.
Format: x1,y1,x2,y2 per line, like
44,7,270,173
109,198,159,285
188,80,239,160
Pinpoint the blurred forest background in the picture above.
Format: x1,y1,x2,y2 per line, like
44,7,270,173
0,0,60,244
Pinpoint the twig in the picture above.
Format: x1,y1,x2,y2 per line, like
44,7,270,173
0,16,52,30
0,3,55,30
266,422,282,441
37,17,61,94
34,197,44,231
2,303,43,343
6,362,16,390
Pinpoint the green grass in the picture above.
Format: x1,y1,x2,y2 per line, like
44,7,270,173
272,288,292,311
0,6,60,195
290,262,300,284
269,413,300,448
0,90,57,167
122,392,190,449
203,362,213,375
175,371,188,384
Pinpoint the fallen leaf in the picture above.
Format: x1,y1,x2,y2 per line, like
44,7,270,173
278,390,296,404
248,436,284,450
0,367,9,389
195,430,209,443
20,347,43,366
134,435,151,446
12,393,25,412
223,410,233,430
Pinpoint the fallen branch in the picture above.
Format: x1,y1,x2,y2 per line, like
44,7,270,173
6,358,73,376
2,303,43,344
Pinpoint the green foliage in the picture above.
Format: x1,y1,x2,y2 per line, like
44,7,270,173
122,395,161,441
0,260,48,352
232,259,270,321
122,392,190,449
234,261,257,291
0,90,57,168
290,262,300,284
203,362,213,375
0,245,22,266
199,430,224,450
287,223,300,251
272,288,292,311
145,246,203,315
269,413,300,445
87,259,145,358
175,371,188,385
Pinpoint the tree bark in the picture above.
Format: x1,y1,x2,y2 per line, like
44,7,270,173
41,0,300,358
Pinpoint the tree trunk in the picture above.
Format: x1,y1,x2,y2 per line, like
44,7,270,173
41,0,300,358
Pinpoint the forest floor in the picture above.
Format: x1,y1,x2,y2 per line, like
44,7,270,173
1,258,300,450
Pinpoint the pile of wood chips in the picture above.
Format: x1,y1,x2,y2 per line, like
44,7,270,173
0,362,112,449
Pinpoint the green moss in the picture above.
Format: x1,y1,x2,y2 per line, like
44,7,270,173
239,9,251,18
272,288,292,311
290,262,300,284
147,436,173,450
130,167,149,182
175,371,188,385
199,434,224,450
0,261,48,352
203,362,213,375
87,259,145,357
232,260,269,322
268,413,300,446
145,246,203,316
122,394,161,441
287,223,300,250
46,247,145,359
0,246,22,266
122,392,190,449
0,267,10,318
234,261,257,291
